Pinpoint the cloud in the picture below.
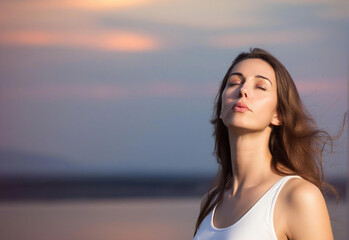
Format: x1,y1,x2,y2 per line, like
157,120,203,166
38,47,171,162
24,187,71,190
0,84,127,101
0,0,164,52
0,30,161,52
295,80,346,94
0,0,158,12
207,30,328,49
0,0,268,30
266,0,329,4
109,0,269,30
2,0,342,53
59,0,156,11
0,82,217,101
265,0,349,21
314,1,349,21
266,0,344,5
1,79,345,102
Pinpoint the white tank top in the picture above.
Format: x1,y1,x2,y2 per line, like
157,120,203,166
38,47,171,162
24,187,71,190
193,175,302,240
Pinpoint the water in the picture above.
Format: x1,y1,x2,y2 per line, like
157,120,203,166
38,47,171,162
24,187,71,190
0,198,346,240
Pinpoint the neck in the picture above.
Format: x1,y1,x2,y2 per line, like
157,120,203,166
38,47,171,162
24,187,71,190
228,127,273,189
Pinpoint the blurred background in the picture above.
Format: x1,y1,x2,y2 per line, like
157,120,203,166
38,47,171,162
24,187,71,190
0,0,348,239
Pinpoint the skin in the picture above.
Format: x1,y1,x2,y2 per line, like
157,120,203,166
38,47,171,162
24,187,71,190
200,59,333,240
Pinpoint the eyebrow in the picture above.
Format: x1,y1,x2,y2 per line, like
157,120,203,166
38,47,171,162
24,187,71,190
229,72,273,86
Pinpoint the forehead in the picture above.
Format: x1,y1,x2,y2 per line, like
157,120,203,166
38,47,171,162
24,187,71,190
230,58,276,83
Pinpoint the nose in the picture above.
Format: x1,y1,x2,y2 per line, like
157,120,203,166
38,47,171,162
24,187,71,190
239,85,248,98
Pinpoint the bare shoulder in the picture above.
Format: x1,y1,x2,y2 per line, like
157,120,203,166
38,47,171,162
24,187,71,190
280,177,333,240
283,177,324,205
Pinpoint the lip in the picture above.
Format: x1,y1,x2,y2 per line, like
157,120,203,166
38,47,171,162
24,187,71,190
233,102,251,112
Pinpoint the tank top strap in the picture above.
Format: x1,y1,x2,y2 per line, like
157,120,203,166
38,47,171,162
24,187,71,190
268,175,302,227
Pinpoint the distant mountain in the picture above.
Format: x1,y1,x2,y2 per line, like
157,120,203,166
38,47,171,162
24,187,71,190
0,149,84,177
0,174,345,201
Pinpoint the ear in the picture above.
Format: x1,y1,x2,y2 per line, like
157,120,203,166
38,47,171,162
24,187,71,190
271,113,282,126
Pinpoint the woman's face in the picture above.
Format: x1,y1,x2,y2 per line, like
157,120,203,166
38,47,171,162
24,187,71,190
219,58,281,132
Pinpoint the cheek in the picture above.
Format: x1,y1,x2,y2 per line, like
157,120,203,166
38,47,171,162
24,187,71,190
223,87,238,98
221,88,235,104
220,91,233,113
254,95,278,117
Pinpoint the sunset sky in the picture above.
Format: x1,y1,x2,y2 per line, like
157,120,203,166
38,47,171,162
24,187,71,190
0,0,348,177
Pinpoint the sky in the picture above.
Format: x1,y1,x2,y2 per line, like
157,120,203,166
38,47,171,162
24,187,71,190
0,0,348,178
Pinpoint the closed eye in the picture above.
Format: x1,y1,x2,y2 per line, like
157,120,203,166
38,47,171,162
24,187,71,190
258,87,266,90
228,82,241,86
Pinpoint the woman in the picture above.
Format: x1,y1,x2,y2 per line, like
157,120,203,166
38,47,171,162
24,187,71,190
193,48,345,240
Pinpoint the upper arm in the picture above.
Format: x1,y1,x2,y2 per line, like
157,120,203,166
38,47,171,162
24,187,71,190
285,179,333,240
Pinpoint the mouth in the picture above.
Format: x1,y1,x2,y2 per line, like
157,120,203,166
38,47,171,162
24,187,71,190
232,102,251,112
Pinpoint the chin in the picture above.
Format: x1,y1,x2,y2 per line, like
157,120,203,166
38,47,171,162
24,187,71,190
225,119,268,132
224,120,250,129
224,117,250,128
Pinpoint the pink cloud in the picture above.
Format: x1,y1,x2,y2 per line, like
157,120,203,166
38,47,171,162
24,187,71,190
0,84,126,101
0,82,216,101
295,80,346,94
1,0,158,12
0,30,161,52
0,80,344,102
208,30,327,48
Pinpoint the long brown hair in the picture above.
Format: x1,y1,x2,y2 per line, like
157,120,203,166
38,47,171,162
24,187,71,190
194,48,347,236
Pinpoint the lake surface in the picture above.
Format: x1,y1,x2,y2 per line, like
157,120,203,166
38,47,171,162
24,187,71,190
0,198,346,240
